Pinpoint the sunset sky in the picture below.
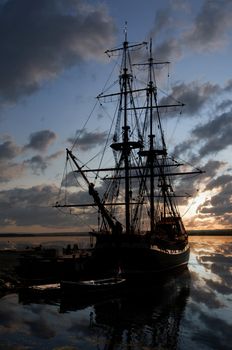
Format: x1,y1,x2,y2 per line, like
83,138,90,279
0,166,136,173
0,0,232,233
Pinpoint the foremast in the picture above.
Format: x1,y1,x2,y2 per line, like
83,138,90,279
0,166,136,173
104,35,146,234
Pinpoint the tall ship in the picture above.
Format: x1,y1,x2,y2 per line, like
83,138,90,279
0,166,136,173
55,32,202,281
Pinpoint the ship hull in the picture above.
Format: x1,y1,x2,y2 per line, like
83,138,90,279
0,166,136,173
82,235,190,281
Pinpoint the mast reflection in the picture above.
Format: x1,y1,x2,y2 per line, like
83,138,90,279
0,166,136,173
61,270,190,349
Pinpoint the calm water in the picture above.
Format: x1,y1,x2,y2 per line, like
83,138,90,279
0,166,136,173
0,236,231,350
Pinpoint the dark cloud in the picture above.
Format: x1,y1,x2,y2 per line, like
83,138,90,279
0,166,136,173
0,0,116,104
183,162,232,227
25,151,63,175
0,134,62,182
161,81,220,116
173,108,232,163
151,8,173,35
0,185,81,228
24,155,48,174
193,111,232,157
0,178,101,229
193,111,231,139
149,0,232,69
198,175,232,218
0,139,24,183
149,1,188,61
25,130,57,152
47,150,64,161
61,171,80,187
184,0,232,51
68,128,108,151
172,139,195,159
153,38,182,61
224,79,232,92
168,160,225,211
216,99,232,111
0,139,21,160
205,174,232,191
201,160,227,180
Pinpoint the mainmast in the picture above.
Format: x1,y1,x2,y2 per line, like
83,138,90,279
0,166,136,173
139,40,172,232
122,38,131,234
148,40,155,233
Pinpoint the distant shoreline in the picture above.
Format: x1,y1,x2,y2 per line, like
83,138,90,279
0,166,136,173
188,230,232,236
0,232,90,237
0,230,232,237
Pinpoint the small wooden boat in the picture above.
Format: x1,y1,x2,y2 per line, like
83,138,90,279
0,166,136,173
61,277,126,294
18,283,61,305
28,283,60,291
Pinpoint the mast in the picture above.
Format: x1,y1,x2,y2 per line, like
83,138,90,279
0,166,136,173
122,38,131,234
102,30,147,234
148,40,155,233
138,40,172,232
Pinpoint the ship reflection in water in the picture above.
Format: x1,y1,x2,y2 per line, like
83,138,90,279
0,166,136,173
17,270,190,350
0,237,231,350
61,271,190,349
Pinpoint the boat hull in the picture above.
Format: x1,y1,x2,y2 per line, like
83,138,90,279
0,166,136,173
61,277,126,296
81,236,190,280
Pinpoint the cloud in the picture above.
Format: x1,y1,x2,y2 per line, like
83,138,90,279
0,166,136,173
198,175,232,219
24,155,48,174
0,0,116,105
149,0,232,68
24,151,63,175
0,162,26,183
47,150,64,161
184,0,232,51
201,160,227,180
0,185,77,228
0,184,99,230
180,160,232,228
173,108,232,163
224,79,232,92
153,38,182,61
193,111,232,157
0,139,21,160
168,160,226,213
204,174,232,191
25,130,57,152
193,111,232,139
149,7,178,40
0,134,62,182
0,138,26,182
149,1,190,61
160,81,220,116
61,171,80,188
68,128,108,151
216,99,232,112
